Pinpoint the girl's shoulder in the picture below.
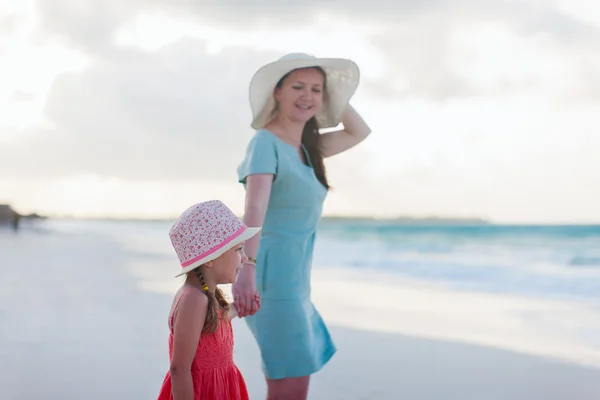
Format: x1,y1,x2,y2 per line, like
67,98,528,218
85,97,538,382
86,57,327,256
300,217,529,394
170,287,208,325
176,286,208,309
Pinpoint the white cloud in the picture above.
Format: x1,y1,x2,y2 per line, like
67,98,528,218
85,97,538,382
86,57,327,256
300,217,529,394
0,40,286,181
0,1,89,130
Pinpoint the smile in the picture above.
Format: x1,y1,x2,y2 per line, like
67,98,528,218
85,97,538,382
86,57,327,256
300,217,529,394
296,104,312,110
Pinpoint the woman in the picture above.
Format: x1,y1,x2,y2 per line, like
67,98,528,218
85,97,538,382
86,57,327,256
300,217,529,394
233,52,371,400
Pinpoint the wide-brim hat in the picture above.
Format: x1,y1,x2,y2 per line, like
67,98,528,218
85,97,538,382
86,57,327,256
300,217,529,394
169,200,261,277
249,52,360,130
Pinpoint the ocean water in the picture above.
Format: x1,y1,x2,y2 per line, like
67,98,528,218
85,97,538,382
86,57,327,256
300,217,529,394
314,221,600,303
14,218,600,303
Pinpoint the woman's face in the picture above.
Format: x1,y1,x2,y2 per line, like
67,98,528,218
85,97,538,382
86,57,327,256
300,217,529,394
273,67,325,124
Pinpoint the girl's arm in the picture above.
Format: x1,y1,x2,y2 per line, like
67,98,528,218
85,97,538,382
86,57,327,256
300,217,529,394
169,291,208,400
227,304,238,319
320,104,372,158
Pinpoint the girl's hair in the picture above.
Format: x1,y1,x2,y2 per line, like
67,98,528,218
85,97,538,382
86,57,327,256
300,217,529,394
195,268,230,334
274,66,330,190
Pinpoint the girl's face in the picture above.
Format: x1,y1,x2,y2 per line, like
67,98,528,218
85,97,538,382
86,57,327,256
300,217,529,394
274,67,325,124
211,243,248,284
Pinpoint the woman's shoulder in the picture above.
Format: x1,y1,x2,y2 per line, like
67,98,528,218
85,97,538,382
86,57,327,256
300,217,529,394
249,128,278,147
238,129,281,182
241,129,280,158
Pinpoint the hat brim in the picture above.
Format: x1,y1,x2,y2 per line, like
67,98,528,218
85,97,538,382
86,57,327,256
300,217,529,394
250,57,360,130
174,226,262,277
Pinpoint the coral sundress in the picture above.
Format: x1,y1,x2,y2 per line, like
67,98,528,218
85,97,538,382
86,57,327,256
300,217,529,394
157,290,249,400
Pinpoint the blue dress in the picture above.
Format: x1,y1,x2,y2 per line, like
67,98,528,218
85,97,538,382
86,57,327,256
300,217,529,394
237,129,336,379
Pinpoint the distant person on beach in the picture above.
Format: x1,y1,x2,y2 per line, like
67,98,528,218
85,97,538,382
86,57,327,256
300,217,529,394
233,53,372,399
11,211,20,233
156,200,262,400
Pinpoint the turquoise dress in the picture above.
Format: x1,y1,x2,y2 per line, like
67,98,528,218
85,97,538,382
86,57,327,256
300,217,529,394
237,129,336,379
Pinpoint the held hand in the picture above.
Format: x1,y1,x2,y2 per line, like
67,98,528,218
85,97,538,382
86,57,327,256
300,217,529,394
254,290,261,308
230,292,260,320
232,267,261,318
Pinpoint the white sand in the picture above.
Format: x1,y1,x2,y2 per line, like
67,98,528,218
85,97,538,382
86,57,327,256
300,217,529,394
2,224,600,399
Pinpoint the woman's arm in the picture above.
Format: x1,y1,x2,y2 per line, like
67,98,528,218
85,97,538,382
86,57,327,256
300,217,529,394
233,173,273,317
320,104,372,158
169,291,208,400
241,174,272,259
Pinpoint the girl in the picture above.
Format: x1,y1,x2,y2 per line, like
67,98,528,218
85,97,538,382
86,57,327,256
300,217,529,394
157,200,262,400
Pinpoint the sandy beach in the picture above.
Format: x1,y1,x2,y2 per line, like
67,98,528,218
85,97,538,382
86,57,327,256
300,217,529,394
2,221,600,399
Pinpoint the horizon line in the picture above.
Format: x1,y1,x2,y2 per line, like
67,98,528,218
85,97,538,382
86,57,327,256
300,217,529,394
33,214,600,226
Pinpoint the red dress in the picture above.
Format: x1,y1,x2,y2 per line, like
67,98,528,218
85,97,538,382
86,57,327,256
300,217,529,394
157,290,250,400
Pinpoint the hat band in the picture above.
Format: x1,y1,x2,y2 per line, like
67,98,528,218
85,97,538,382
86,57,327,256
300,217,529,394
180,225,247,268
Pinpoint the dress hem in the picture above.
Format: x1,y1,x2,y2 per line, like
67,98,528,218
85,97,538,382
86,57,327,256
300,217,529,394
263,344,337,380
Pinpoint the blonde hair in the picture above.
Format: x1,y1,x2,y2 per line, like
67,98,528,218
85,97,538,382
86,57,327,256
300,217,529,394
195,268,230,334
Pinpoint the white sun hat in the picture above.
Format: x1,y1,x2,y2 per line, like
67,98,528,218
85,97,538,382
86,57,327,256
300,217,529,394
249,52,360,130
169,200,261,277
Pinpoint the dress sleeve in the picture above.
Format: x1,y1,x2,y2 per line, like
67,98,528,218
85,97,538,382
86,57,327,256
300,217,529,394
237,132,278,184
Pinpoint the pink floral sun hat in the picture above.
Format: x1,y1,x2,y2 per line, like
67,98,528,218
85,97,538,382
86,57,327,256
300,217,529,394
169,200,261,277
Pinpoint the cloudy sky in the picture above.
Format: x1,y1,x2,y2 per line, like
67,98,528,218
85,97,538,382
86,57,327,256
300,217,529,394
1,0,599,223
